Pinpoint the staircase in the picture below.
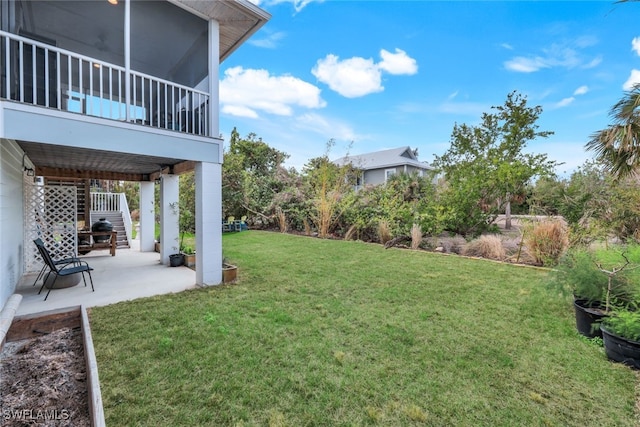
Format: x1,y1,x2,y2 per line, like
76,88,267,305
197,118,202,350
90,211,130,248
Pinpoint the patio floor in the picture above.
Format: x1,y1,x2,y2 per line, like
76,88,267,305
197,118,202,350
14,239,197,316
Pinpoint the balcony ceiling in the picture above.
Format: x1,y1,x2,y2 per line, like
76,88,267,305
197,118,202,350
22,0,270,84
18,140,192,182
173,0,271,61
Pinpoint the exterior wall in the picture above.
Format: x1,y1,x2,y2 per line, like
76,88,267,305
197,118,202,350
363,168,388,186
0,139,25,310
363,165,430,186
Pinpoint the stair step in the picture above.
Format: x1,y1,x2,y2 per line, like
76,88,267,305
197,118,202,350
90,211,129,249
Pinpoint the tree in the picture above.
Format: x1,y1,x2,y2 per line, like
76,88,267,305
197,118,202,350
432,91,556,235
302,140,356,238
585,84,640,179
222,128,291,224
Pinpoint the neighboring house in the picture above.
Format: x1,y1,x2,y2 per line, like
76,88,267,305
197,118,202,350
333,146,434,190
0,0,270,310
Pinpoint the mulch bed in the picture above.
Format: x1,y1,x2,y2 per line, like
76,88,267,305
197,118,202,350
0,327,90,426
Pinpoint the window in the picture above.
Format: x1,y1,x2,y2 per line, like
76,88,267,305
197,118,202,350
385,169,396,182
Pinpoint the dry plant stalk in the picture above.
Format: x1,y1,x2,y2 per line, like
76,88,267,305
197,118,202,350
275,207,287,233
344,224,357,241
303,218,312,236
378,220,392,244
524,220,568,266
410,223,422,250
462,235,506,260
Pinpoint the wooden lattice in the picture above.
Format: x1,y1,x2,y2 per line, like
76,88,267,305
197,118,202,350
24,179,77,273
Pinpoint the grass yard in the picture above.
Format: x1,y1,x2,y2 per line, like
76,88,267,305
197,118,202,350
90,231,638,426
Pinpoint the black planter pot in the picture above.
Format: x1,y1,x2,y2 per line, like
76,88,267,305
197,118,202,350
169,253,184,267
574,299,607,338
601,325,640,369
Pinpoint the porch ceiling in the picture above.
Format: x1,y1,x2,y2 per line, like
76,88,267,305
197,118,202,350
173,0,272,61
18,140,193,182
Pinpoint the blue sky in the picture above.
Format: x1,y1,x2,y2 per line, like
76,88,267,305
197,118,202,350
219,1,640,175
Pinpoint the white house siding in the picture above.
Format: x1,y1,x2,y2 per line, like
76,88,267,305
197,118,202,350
0,139,26,311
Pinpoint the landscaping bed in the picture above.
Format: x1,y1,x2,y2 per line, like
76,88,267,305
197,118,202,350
0,306,104,427
1,327,90,426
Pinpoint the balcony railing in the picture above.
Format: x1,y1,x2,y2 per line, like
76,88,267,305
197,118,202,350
0,30,209,136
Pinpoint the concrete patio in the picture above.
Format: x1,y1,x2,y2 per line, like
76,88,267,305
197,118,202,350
14,239,197,316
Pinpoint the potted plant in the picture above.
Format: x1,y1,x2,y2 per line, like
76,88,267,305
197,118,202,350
181,245,196,267
600,309,640,369
550,248,636,338
222,257,238,283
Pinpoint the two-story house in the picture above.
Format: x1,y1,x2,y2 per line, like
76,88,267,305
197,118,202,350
0,0,270,311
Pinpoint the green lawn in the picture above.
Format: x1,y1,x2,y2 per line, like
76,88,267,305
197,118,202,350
90,231,638,426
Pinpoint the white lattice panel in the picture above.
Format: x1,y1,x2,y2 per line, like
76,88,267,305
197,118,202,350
24,180,77,273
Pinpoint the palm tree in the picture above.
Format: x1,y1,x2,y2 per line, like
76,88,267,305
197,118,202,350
585,84,640,179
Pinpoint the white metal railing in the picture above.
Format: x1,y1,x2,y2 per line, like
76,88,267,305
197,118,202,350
119,192,133,245
91,192,120,212
0,30,209,136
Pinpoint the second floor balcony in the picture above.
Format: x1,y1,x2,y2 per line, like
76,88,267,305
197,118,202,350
0,0,269,139
0,29,210,137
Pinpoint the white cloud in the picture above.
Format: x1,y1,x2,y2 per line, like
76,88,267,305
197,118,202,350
554,97,575,108
624,69,640,91
263,0,323,12
294,112,361,141
220,66,326,118
222,105,259,119
504,40,601,73
504,56,549,73
501,43,514,50
248,31,286,49
312,49,418,98
312,54,383,98
573,85,589,96
633,37,640,56
378,48,418,75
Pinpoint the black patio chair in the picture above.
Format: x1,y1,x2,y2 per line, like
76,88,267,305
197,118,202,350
31,238,80,286
34,238,95,301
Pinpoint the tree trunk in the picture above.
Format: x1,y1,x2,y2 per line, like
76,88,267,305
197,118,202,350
505,194,512,230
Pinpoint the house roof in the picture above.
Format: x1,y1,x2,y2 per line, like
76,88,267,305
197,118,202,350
333,146,434,171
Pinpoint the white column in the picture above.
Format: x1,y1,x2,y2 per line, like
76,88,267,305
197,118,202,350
124,0,131,122
159,174,179,265
196,161,222,285
208,19,220,141
138,181,155,252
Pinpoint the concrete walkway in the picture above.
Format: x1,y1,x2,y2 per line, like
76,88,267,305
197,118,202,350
14,239,197,316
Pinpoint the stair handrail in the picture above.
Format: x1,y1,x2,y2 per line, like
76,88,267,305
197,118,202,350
119,193,133,245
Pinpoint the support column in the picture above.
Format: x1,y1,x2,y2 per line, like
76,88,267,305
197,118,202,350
159,174,179,265
139,181,155,252
196,161,222,285
209,18,220,143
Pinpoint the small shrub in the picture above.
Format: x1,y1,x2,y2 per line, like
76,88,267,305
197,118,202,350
524,220,569,266
378,220,392,244
602,310,640,341
463,235,506,260
410,224,422,250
